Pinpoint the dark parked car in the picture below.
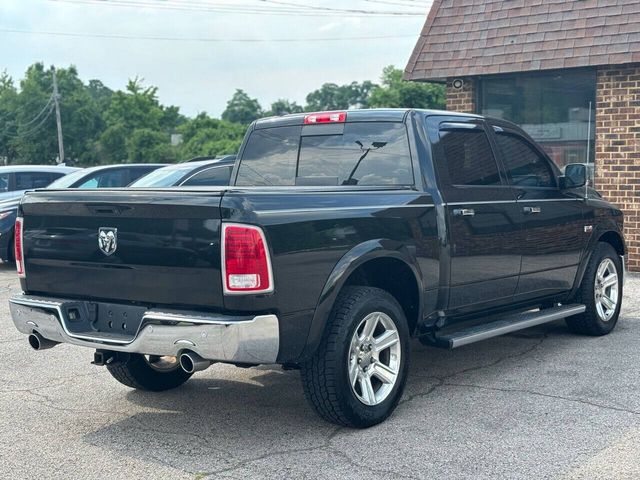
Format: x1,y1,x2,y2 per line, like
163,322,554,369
0,163,165,262
129,156,235,188
0,165,79,200
0,165,79,261
9,110,625,428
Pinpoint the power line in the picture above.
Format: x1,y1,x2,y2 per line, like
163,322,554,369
257,0,422,15
363,0,431,8
0,96,54,135
2,104,54,138
7,96,54,129
46,0,424,17
0,28,419,43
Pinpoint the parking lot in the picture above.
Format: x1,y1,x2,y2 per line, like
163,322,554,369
1,263,639,479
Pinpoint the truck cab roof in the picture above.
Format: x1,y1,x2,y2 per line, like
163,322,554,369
253,108,481,129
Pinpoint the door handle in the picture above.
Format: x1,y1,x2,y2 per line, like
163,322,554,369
523,206,541,214
453,208,475,217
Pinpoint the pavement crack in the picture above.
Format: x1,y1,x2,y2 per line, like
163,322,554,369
19,388,128,416
324,441,415,480
127,416,236,458
401,333,549,405
200,426,344,478
443,382,640,416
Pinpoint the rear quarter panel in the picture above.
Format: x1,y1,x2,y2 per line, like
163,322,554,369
221,188,439,361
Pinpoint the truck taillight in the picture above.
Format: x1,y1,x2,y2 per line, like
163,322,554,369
303,111,347,124
222,223,273,294
15,216,25,278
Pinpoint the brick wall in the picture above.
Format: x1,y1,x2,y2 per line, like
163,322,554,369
445,78,476,113
595,64,640,270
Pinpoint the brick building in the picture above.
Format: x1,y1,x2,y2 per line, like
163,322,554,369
405,0,640,269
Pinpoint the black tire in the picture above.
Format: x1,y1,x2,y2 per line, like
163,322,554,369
300,286,410,428
566,242,623,336
106,354,192,391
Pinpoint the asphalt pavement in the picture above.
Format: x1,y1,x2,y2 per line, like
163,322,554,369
1,262,639,479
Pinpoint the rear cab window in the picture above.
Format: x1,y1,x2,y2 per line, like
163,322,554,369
235,121,414,187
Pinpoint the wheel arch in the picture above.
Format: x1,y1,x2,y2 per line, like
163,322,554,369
570,227,626,298
299,239,424,361
598,230,626,257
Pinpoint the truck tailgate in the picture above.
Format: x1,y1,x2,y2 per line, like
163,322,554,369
20,189,225,309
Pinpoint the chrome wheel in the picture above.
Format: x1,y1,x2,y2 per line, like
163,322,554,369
348,312,401,406
144,355,180,372
594,258,619,322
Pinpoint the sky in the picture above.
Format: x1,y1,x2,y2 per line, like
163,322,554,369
0,0,432,117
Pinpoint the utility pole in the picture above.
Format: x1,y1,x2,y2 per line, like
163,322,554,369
52,67,65,164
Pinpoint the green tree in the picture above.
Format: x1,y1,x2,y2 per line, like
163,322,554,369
221,89,263,124
369,66,445,109
86,79,113,110
125,128,175,163
0,71,19,164
305,81,376,111
266,99,303,116
4,64,102,165
98,77,181,164
103,78,164,132
177,113,245,160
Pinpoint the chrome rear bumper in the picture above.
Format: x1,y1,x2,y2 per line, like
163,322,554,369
9,294,280,364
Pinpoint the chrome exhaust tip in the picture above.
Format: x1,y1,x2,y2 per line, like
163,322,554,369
179,351,212,374
28,331,59,351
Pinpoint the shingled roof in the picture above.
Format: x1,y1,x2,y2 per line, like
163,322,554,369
405,0,640,81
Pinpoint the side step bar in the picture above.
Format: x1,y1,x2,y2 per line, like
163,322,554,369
435,304,586,349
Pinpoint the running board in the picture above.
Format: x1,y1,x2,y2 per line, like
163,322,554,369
435,304,586,349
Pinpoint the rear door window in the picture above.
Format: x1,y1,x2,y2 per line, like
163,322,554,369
15,172,56,190
182,166,232,186
236,122,413,186
437,126,502,186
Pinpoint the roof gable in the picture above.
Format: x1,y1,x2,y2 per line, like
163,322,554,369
405,0,640,81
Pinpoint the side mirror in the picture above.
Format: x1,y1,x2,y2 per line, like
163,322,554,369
560,163,587,189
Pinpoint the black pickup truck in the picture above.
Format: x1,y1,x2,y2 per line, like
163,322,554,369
9,109,625,428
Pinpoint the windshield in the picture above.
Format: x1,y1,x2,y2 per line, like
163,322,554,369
47,169,90,188
129,164,196,187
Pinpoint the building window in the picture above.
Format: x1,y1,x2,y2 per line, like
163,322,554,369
479,69,596,171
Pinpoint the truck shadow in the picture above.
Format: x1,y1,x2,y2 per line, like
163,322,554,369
79,319,633,474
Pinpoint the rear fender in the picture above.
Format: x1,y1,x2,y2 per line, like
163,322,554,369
298,239,423,361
